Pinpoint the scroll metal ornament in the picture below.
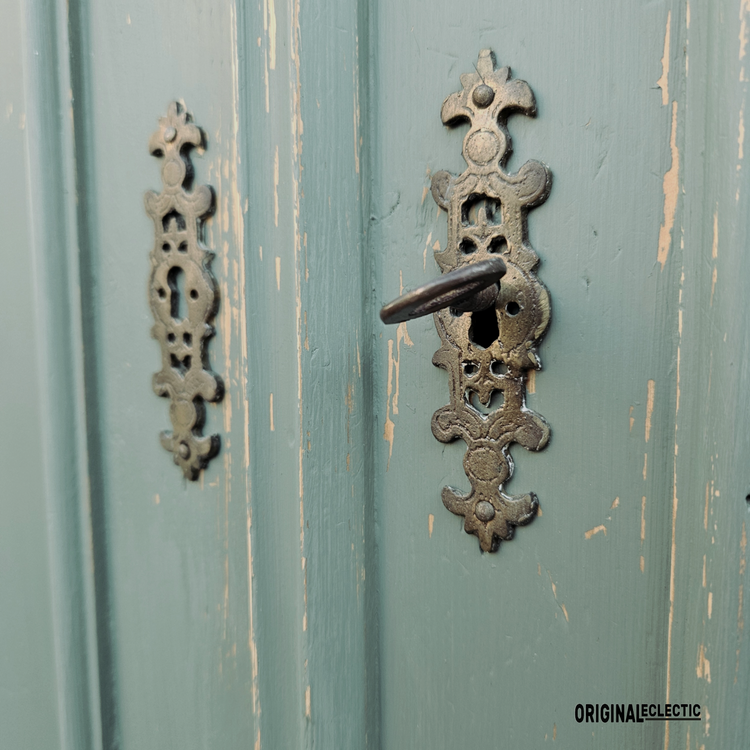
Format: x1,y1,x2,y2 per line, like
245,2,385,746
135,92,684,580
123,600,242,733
430,50,551,552
145,102,223,479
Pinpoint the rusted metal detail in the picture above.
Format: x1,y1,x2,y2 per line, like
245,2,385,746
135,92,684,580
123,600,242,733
382,50,551,552
145,102,223,480
430,50,552,552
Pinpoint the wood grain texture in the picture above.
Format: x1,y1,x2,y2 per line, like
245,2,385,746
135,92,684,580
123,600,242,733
241,0,375,746
665,2,750,748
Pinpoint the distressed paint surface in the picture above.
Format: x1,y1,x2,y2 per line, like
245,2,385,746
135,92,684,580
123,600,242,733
371,1,750,748
3,1,750,749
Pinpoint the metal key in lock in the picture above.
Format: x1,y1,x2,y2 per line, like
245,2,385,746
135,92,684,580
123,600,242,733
379,256,506,325
380,49,552,554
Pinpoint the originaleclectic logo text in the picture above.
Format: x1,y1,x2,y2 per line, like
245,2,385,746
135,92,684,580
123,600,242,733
575,703,702,724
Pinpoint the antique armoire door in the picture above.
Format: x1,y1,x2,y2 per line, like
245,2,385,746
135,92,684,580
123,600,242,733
3,0,750,748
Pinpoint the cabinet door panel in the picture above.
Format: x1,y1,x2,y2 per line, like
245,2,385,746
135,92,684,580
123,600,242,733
4,0,749,749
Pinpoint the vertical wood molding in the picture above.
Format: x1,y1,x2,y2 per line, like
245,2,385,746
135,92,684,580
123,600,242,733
240,0,378,746
292,0,379,746
1,1,68,748
662,2,750,748
18,0,104,748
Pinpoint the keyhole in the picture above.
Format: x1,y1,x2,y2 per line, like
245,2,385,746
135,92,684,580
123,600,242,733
469,306,499,349
168,266,186,320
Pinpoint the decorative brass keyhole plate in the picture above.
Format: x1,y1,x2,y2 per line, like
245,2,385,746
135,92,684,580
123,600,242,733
145,102,223,480
429,50,551,552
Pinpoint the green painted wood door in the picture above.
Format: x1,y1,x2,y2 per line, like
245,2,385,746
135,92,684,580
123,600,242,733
3,0,749,748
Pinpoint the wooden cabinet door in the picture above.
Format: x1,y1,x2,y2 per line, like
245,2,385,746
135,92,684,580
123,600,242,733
2,1,749,748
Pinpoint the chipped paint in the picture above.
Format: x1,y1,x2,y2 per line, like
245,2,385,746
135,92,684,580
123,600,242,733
263,35,270,113
658,102,680,270
346,381,354,415
547,571,569,622
664,269,685,749
289,0,307,661
657,12,671,106
642,453,648,480
212,4,251,666
230,3,251,479
696,644,711,683
393,320,413,413
708,591,713,619
269,393,274,431
422,231,433,270
710,208,718,306
345,377,354,450
353,36,361,174
383,312,413,468
383,341,396,465
212,95,235,619
275,256,281,289
273,145,279,227
739,105,745,162
428,514,434,538
305,685,311,718
641,496,647,544
736,522,747,681
304,232,308,281
527,369,536,394
584,525,606,540
741,0,750,59
645,380,655,442
629,405,634,432
704,483,710,531
302,555,307,631
267,0,277,69
611,497,619,509
246,506,260,721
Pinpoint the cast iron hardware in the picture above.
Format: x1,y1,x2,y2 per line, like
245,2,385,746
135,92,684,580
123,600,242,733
380,257,506,324
145,102,223,480
381,50,552,553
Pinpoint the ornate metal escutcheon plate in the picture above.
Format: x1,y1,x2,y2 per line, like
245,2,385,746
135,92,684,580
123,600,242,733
429,50,552,552
145,102,223,480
